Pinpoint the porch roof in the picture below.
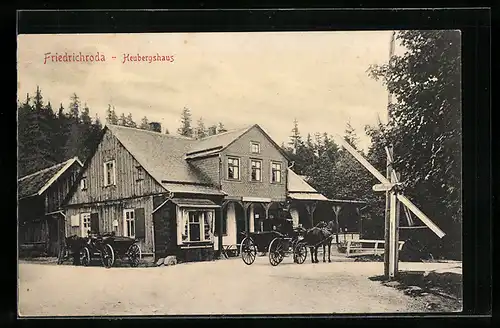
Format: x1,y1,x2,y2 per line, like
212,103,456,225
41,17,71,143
171,198,221,208
288,192,329,201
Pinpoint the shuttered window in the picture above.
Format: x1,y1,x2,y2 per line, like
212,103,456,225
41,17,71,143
90,213,99,234
134,208,146,239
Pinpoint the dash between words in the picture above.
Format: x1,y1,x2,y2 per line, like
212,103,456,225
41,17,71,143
43,52,175,64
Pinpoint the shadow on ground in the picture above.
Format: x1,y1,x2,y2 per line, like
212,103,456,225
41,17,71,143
369,270,462,312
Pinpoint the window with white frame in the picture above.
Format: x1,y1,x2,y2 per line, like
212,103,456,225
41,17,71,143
104,160,116,186
188,212,201,242
250,159,262,181
123,209,135,238
227,157,240,180
80,213,91,237
80,177,88,190
182,210,214,243
250,141,261,154
271,162,282,183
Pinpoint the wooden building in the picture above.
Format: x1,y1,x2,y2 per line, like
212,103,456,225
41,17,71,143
62,123,366,263
18,157,83,257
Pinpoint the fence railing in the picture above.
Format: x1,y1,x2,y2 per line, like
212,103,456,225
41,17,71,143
345,239,405,257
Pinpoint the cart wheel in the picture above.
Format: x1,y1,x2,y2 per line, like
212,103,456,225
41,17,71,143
294,242,307,264
57,245,66,265
80,247,91,266
268,238,284,266
101,244,114,268
240,237,257,265
127,243,141,267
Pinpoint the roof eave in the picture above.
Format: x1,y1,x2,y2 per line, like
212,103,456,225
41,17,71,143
37,157,80,196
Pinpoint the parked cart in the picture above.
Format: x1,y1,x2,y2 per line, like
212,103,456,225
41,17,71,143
268,229,308,266
240,219,307,266
101,233,142,267
80,232,115,268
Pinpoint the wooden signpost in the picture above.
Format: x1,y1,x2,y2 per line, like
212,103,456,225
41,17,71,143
334,135,446,279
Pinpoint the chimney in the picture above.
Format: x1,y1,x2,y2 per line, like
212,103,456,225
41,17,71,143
149,122,161,133
208,126,217,136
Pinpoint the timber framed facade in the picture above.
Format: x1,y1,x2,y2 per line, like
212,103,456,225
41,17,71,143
61,123,367,263
18,157,83,257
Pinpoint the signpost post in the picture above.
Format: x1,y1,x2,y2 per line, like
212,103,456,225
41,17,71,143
334,135,445,280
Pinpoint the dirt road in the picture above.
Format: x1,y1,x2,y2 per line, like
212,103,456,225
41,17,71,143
18,257,458,316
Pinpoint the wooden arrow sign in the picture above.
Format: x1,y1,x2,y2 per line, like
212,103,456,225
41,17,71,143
335,134,445,239
373,183,395,192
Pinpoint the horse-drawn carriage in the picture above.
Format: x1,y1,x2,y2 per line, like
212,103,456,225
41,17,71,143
239,219,336,266
239,218,309,266
57,231,141,268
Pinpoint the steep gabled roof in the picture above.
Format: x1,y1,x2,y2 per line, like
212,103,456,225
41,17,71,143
185,125,254,158
185,124,291,161
107,125,225,195
287,168,329,201
287,169,367,205
18,157,83,199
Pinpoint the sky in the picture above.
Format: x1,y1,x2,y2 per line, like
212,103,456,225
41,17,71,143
17,31,402,151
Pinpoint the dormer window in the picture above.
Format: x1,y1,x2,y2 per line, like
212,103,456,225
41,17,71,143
251,142,261,154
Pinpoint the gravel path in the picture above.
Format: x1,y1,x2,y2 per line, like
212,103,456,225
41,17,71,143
18,257,457,316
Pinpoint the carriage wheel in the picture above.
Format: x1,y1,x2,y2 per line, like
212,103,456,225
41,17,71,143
268,238,284,266
240,237,257,265
127,243,141,267
57,245,66,265
294,242,307,264
101,244,114,268
80,247,91,266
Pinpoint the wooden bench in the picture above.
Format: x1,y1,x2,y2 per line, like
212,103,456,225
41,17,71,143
345,239,405,257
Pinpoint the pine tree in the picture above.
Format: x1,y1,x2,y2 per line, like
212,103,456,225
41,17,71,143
81,103,92,125
119,113,127,126
195,117,207,139
106,104,119,125
344,120,360,148
94,114,103,130
33,86,43,112
126,113,137,128
68,93,81,124
17,94,33,177
18,87,56,175
52,103,70,163
139,116,150,130
165,128,170,134
63,94,83,160
177,107,193,137
289,118,302,154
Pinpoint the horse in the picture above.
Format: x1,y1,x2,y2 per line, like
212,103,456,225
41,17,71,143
302,220,335,263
